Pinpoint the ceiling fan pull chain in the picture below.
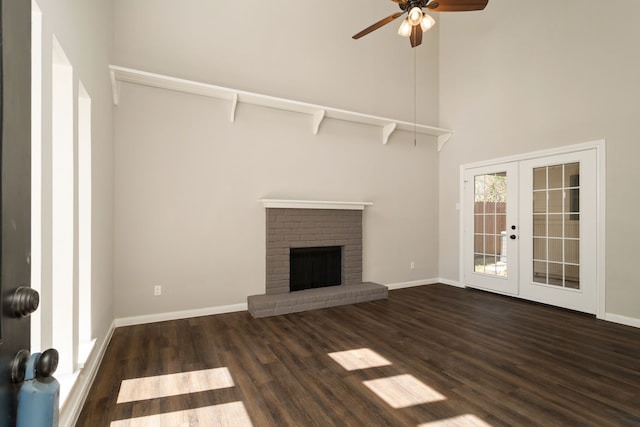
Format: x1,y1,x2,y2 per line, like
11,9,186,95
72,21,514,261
414,47,417,147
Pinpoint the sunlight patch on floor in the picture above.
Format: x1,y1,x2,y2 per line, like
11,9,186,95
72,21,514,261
109,401,253,427
116,367,235,403
418,414,494,426
363,374,446,409
327,348,393,371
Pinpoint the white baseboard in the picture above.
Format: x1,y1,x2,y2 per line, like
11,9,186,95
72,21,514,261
114,302,248,327
604,312,640,328
59,320,116,427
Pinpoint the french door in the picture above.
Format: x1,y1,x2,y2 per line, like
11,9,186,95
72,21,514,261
463,162,519,296
463,147,599,314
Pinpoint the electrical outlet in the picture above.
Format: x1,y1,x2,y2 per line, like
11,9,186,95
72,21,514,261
410,261,415,270
154,285,162,296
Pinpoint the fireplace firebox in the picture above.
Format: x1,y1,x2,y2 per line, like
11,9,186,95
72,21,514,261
290,246,342,292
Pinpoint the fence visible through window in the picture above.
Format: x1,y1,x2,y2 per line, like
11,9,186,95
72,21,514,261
473,172,508,277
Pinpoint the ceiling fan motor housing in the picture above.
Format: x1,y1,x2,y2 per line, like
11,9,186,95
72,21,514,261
399,0,433,11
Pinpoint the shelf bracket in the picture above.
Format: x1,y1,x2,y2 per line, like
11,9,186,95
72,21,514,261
437,133,453,151
382,123,397,145
312,110,326,135
230,93,239,123
110,69,120,106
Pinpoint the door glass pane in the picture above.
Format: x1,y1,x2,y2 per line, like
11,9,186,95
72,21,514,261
548,239,563,262
548,190,563,213
564,214,579,238
474,254,485,273
565,240,580,264
533,261,547,283
474,172,508,277
533,214,546,236
564,163,580,187
548,214,563,237
533,168,546,190
533,191,546,213
531,163,580,289
548,165,563,188
485,215,496,235
533,238,546,259
565,264,580,289
548,263,564,286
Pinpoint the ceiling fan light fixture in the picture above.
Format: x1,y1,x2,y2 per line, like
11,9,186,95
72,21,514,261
397,19,412,37
408,7,423,26
420,13,436,32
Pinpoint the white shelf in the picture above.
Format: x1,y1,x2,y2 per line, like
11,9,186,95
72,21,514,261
260,199,373,211
109,65,454,150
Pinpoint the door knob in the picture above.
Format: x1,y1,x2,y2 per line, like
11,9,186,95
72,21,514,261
510,234,517,240
8,286,40,318
10,349,30,383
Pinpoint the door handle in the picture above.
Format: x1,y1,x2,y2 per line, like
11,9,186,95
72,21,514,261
10,349,30,383
8,286,39,318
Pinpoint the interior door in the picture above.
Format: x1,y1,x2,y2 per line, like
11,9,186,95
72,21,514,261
519,150,598,313
463,162,519,295
0,1,32,425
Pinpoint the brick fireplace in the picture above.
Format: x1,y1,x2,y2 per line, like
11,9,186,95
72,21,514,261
247,200,388,318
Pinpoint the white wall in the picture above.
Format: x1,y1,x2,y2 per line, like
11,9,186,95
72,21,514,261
438,0,640,319
112,0,442,318
34,0,114,422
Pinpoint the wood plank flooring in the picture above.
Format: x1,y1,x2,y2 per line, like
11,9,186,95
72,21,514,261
76,285,640,426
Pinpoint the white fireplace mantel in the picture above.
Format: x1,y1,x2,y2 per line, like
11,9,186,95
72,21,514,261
260,199,373,211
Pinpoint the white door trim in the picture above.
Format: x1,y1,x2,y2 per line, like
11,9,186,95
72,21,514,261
459,139,606,319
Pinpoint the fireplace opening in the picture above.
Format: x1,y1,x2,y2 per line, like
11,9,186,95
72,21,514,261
290,246,342,292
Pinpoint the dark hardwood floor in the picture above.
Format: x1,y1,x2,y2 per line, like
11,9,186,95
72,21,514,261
77,284,640,426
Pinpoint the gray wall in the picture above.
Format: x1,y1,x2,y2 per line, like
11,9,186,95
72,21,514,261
113,84,440,317
438,0,640,319
112,0,443,318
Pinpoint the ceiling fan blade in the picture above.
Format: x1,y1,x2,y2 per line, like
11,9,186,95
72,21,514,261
427,0,489,12
410,25,423,48
390,0,408,3
352,12,405,39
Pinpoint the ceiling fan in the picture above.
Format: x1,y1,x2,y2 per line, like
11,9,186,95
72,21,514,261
353,0,489,48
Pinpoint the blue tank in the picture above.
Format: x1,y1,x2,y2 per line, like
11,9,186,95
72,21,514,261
16,350,60,427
